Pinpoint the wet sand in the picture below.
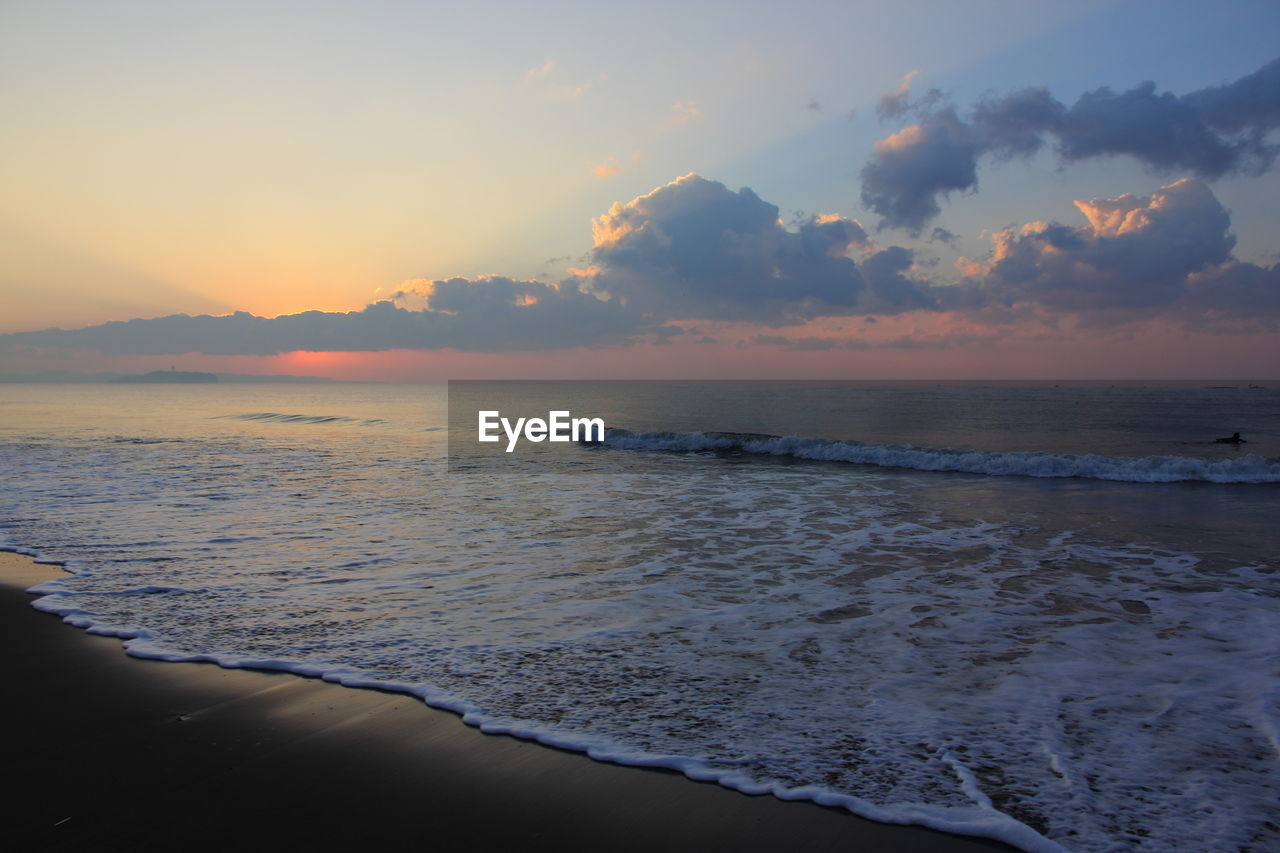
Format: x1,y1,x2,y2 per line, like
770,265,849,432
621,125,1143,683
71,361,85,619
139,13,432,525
2,551,1014,852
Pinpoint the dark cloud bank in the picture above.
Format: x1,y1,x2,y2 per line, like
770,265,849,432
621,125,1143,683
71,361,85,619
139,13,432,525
4,58,1278,357
2,279,654,356
864,57,1280,234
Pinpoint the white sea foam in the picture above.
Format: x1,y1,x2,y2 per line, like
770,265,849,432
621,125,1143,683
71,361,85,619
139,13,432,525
602,429,1280,483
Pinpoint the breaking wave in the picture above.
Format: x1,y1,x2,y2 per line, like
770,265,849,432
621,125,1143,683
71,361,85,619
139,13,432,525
601,429,1280,484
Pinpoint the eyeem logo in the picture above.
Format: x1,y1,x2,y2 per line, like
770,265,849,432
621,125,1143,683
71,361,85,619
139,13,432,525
478,410,605,452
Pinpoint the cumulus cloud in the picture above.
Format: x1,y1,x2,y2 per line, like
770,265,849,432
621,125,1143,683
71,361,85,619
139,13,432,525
860,111,981,234
947,178,1279,327
583,174,892,321
860,245,939,314
1183,260,1280,327
862,57,1280,233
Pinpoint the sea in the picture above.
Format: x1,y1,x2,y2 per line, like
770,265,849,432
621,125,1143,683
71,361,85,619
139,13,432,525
2,380,1278,852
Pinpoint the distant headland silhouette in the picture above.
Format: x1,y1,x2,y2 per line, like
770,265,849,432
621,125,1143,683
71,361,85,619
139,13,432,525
111,369,218,384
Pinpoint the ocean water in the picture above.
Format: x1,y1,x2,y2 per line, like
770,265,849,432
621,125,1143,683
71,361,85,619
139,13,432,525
2,381,1278,852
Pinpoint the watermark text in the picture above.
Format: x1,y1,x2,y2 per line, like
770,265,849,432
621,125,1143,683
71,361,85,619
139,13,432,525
477,410,605,452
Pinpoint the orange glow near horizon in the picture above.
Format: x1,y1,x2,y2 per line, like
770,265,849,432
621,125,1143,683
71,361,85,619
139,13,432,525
275,350,365,373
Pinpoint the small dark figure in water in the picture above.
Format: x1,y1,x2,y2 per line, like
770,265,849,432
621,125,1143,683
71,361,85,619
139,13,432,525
1214,432,1246,444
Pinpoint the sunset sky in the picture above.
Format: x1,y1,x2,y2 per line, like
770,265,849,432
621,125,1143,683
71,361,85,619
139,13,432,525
2,0,1278,379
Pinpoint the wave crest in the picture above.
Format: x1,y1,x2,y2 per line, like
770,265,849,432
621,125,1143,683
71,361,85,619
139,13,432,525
601,429,1280,484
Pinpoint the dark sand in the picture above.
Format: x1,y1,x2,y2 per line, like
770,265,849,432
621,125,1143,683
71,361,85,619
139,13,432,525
3,552,1015,852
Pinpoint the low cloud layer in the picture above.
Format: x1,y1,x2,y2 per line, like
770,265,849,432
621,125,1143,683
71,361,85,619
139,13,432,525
2,175,1276,358
1,277,661,355
862,57,1280,233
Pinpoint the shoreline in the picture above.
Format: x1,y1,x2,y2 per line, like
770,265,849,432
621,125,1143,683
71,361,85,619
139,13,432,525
2,551,1015,852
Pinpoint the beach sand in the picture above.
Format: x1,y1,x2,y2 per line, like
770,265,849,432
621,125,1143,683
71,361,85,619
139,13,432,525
3,551,1014,851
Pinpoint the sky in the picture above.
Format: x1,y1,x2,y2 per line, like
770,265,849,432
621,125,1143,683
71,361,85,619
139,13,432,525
2,0,1279,380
